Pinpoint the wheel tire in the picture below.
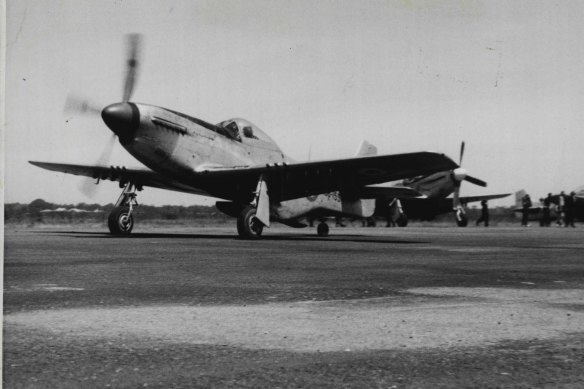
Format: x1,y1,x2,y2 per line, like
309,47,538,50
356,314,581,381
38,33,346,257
456,214,468,227
396,213,408,227
108,206,134,235
317,222,329,237
237,206,264,239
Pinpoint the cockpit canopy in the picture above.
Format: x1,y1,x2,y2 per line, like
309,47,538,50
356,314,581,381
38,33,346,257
216,118,278,147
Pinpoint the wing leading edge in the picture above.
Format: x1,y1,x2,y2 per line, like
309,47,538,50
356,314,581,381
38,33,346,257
28,161,210,196
398,193,511,219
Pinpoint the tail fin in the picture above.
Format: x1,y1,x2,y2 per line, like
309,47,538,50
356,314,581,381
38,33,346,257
573,185,584,198
355,140,377,157
515,189,527,208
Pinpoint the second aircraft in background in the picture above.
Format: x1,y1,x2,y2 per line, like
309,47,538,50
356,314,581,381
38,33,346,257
366,141,510,227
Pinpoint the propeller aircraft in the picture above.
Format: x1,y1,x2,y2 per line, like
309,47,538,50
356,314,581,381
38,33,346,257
30,34,461,238
370,142,510,226
513,188,584,225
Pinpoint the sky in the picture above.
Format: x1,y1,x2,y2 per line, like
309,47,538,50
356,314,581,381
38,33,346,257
3,0,584,207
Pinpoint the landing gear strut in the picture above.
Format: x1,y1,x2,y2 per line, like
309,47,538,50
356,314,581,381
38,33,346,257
108,183,138,235
455,207,468,227
237,175,269,239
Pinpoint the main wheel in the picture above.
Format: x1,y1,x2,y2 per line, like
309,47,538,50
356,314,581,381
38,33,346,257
237,205,264,239
317,222,329,237
456,214,468,227
396,213,408,227
108,206,134,235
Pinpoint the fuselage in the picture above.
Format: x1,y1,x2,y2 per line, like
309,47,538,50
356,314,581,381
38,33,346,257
102,102,374,222
402,171,457,199
112,103,289,177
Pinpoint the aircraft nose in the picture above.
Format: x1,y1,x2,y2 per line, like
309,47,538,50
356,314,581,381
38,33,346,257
101,102,140,143
453,167,468,182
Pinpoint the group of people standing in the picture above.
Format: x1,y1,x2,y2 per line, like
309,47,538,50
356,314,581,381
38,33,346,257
521,191,578,227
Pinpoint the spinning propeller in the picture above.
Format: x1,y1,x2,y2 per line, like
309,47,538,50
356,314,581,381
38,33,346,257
65,34,143,197
451,141,487,210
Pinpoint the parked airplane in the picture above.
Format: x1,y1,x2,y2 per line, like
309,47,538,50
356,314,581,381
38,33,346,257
370,142,510,226
513,188,584,225
30,35,459,238
512,190,554,225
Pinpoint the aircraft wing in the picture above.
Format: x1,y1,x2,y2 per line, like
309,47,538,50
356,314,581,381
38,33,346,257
384,193,511,220
458,193,511,204
412,193,512,210
31,151,457,202
194,152,458,202
29,161,210,196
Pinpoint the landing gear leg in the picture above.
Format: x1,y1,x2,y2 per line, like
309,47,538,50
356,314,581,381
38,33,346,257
237,175,269,239
108,183,138,235
317,222,329,237
455,207,468,227
396,213,408,227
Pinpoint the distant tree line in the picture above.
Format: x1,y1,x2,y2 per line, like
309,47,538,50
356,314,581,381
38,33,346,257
4,199,231,225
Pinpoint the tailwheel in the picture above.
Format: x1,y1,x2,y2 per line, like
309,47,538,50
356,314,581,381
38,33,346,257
108,206,134,235
317,222,329,237
237,205,264,239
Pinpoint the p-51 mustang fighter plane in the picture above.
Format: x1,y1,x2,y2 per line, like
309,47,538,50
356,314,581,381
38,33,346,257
371,142,510,226
31,35,459,238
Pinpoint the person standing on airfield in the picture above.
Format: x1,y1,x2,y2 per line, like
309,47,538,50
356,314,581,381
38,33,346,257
542,193,552,227
557,191,566,226
564,191,576,227
521,193,532,227
476,200,489,227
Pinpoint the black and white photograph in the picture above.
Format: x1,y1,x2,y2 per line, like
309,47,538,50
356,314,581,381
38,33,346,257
3,1,584,387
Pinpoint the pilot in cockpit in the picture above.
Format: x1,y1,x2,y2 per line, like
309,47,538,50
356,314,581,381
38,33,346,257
223,121,241,142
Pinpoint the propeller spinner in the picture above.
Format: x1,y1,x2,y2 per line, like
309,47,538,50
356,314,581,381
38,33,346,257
101,102,140,143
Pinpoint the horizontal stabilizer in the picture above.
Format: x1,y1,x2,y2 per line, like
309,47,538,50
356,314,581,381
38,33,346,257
459,193,511,204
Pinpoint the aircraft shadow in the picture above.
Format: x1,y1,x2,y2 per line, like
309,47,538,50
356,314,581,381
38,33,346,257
34,230,426,245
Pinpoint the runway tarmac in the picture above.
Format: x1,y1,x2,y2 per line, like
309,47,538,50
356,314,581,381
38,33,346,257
4,225,584,388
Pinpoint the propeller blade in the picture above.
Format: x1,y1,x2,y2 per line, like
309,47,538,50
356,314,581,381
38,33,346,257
79,175,101,198
64,95,102,115
122,33,142,102
96,134,117,166
459,141,465,165
80,134,117,197
464,175,487,187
